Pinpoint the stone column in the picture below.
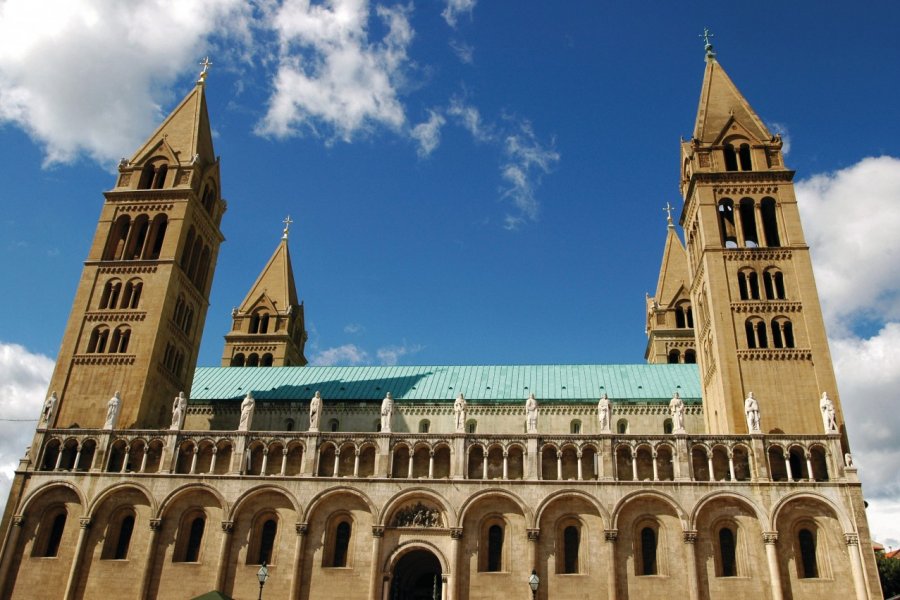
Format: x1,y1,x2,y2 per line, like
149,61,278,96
368,526,385,600
333,449,340,477
577,451,583,480
784,454,793,481
527,437,538,480
502,451,509,480
727,450,736,481
651,451,659,481
605,530,618,600
354,450,361,477
600,438,613,480
482,452,488,480
290,524,308,600
428,450,435,479
0,516,24,596
209,447,218,474
631,447,638,481
844,533,868,600
232,434,247,475
407,448,414,478
557,451,563,481
763,532,784,600
73,444,82,472
140,519,162,600
526,529,540,577
281,448,289,476
215,521,234,592
302,435,319,476
448,528,462,600
190,446,199,474
683,530,700,600
63,517,92,600
805,452,814,482
121,446,131,473
54,449,64,470
707,451,715,481
452,435,465,479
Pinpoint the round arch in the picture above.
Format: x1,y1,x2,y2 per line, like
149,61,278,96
380,487,456,528
770,491,853,532
383,539,450,574
18,480,87,516
534,489,610,530
227,484,302,521
689,490,767,530
302,485,377,524
457,488,532,528
86,482,157,517
157,482,227,519
611,489,688,530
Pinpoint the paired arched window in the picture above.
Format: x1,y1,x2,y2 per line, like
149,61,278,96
745,318,768,349
723,141,752,172
163,342,185,377
121,279,143,309
674,303,693,328
87,325,110,353
763,268,786,300
109,325,131,353
738,268,760,300
249,311,271,334
138,161,168,189
173,295,194,336
771,317,795,348
180,226,213,292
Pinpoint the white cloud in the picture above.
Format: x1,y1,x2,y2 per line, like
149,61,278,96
447,96,491,142
410,109,446,157
257,0,414,142
0,343,54,514
500,120,560,229
311,343,369,366
0,0,250,167
798,156,900,544
448,39,474,64
343,323,365,334
377,342,423,366
441,0,476,27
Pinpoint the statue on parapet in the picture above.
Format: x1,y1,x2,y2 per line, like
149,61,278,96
669,392,685,433
819,392,837,432
597,393,612,433
525,393,538,433
238,392,255,431
170,391,187,430
309,391,322,432
744,392,761,433
454,393,467,433
381,392,394,433
104,392,122,430
40,391,59,428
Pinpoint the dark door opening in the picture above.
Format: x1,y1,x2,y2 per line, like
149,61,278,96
390,549,442,600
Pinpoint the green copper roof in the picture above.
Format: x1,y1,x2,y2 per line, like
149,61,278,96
190,364,701,404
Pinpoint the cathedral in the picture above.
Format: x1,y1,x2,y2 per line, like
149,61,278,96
0,42,883,600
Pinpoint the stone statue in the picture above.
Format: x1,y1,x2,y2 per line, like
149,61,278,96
170,391,187,430
309,391,322,432
669,392,685,433
454,393,467,433
380,393,394,433
525,393,538,433
39,391,59,428
819,392,837,432
238,392,255,431
597,393,612,433
104,392,122,430
844,452,854,468
744,392,761,433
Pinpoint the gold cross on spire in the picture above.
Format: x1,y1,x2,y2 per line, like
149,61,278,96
699,27,716,60
198,56,213,84
282,215,294,240
664,202,674,227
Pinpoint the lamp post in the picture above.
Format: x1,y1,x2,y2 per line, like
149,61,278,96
528,569,539,600
257,561,269,600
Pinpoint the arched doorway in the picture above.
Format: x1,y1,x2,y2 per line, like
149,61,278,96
390,549,443,600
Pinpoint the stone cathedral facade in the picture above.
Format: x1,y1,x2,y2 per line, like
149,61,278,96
0,47,884,600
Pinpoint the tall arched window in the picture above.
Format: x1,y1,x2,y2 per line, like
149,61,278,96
87,325,110,353
487,524,504,572
144,214,168,260
563,525,580,574
760,198,780,247
124,214,149,260
180,516,205,562
739,198,758,247
257,519,277,565
152,163,168,189
201,183,217,214
684,349,696,363
798,528,818,578
121,279,143,309
738,144,752,171
639,526,657,575
102,511,135,560
35,510,67,557
723,144,738,172
719,527,737,576
718,199,737,247
764,268,786,300
332,521,351,567
104,215,131,260
99,279,122,309
772,318,795,349
181,227,196,270
138,163,155,189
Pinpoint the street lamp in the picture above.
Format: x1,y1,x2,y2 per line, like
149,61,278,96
257,561,269,600
528,569,539,600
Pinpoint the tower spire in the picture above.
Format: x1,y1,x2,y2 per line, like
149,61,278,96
198,56,213,85
700,27,716,61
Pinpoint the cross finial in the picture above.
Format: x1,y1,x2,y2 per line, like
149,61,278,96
700,27,716,60
198,56,213,84
282,215,294,240
664,202,675,227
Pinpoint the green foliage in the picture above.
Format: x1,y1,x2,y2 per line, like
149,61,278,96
877,553,900,598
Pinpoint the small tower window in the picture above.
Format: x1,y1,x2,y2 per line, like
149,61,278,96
684,349,696,363
570,420,582,434
739,198,759,247
466,420,477,434
738,144,752,171
761,198,781,247
617,419,629,434
723,144,739,172
419,420,430,433
668,350,680,364
718,199,737,248
663,419,673,434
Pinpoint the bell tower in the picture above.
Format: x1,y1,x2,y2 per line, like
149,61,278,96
221,218,308,367
679,38,843,436
47,62,226,429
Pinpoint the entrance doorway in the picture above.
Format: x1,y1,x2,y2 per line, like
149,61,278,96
390,549,443,600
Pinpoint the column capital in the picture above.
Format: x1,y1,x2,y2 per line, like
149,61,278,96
683,530,698,544
12,515,25,527
450,527,464,540
604,529,618,542
844,532,860,546
372,526,385,538
527,528,540,542
149,518,163,531
79,517,92,530
296,522,309,536
762,531,779,544
221,520,234,534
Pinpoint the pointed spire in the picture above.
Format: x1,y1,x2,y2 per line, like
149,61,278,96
692,44,771,144
237,223,300,312
653,219,689,306
282,215,294,240
700,27,716,61
129,62,216,167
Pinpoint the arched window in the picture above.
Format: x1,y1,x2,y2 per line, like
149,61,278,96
487,524,504,572
684,349,696,363
124,214,149,260
668,349,680,364
466,420,477,434
195,246,211,290
719,527,737,576
152,163,168,189
723,144,738,172
570,420,581,434
120,279,142,309
745,318,768,349
246,353,259,367
418,420,430,433
180,227,195,270
738,143,752,171
617,419,628,434
257,519,277,565
109,325,131,353
102,511,135,560
104,215,131,260
329,419,339,432
563,525,580,574
663,419,673,434
138,164,155,189
35,510,67,557
763,269,786,300
739,198,758,247
178,516,205,563
798,528,818,578
144,214,168,260
738,269,759,301
87,325,110,353
99,279,122,309
772,318,795,349
285,418,294,432
639,526,657,575
201,184,217,215
231,353,245,367
261,353,274,367
332,521,351,567
675,305,686,328
761,198,780,247
718,199,737,247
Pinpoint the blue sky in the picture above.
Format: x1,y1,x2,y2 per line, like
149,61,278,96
2,1,900,544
